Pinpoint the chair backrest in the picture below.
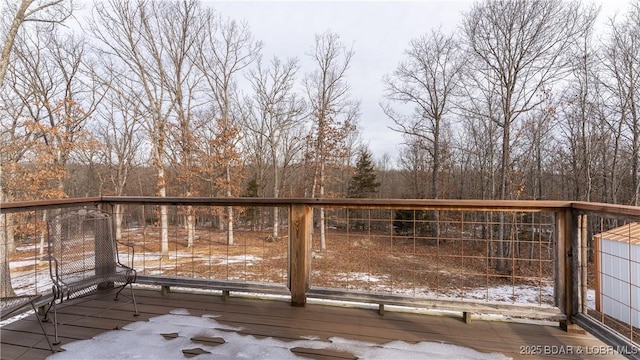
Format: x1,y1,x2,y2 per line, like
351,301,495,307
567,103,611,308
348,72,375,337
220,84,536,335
47,208,116,284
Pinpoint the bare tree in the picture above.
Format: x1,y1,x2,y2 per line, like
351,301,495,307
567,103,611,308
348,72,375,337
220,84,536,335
0,23,97,295
5,26,99,200
90,0,188,258
397,137,429,199
520,97,558,201
600,0,640,205
246,56,306,239
193,10,262,245
304,31,359,251
558,35,601,203
456,55,503,201
90,89,144,240
162,0,204,248
0,0,74,88
383,28,463,200
461,0,598,271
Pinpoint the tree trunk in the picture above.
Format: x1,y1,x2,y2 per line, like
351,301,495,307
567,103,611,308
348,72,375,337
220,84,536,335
226,164,234,246
319,162,326,252
115,204,124,242
632,103,639,206
496,122,510,272
273,155,280,239
158,166,169,261
187,205,195,248
0,188,16,297
0,0,30,88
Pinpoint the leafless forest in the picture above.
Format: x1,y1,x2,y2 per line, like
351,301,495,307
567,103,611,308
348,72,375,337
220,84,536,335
1,0,639,208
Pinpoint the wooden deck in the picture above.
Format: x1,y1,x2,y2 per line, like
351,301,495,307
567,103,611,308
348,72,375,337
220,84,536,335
1,287,627,360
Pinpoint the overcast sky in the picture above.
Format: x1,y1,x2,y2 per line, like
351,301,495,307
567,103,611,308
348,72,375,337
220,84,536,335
204,1,474,160
68,0,632,161
203,0,633,162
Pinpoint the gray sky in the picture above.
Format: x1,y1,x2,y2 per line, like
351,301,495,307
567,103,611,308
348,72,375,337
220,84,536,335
67,0,631,161
205,0,631,161
206,0,474,160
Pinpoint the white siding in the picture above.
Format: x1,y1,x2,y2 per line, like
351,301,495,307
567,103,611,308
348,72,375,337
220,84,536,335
599,238,640,328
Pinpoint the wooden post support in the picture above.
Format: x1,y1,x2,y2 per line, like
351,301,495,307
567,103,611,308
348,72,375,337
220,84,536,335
579,214,588,315
556,209,585,334
222,290,230,300
289,204,312,307
594,219,601,313
463,311,472,324
161,286,171,295
555,209,567,318
378,304,385,316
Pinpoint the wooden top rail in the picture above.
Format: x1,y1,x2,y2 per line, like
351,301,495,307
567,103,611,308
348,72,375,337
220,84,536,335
571,201,640,218
100,196,573,211
0,197,102,213
1,196,638,217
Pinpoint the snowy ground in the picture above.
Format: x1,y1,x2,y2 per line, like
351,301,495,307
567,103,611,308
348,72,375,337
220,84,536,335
46,309,511,360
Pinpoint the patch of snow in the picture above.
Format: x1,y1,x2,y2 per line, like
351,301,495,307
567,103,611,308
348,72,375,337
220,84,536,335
9,270,52,294
300,335,321,341
326,274,556,306
47,311,511,360
212,254,262,265
202,314,220,319
9,260,40,269
0,311,33,327
335,272,387,283
461,284,554,305
15,244,40,251
131,254,263,268
587,289,596,309
169,308,191,315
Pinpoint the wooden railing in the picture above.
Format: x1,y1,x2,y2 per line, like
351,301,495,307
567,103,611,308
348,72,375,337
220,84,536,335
2,197,639,351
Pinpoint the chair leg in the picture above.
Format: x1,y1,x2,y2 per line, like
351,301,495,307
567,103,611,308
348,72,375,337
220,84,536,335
52,301,60,345
129,283,139,316
114,283,126,300
30,302,55,353
114,282,139,317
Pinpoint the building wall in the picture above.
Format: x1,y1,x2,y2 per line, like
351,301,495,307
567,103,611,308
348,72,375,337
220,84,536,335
599,238,640,328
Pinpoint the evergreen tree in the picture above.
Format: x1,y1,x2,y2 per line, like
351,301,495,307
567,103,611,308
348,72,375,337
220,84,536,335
348,149,380,198
348,149,380,231
242,177,259,230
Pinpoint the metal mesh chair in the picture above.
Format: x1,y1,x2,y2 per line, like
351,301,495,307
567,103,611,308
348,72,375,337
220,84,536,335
1,294,55,352
45,208,138,344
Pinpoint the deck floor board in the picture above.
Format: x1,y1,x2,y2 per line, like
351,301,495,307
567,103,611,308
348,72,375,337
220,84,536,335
0,288,626,360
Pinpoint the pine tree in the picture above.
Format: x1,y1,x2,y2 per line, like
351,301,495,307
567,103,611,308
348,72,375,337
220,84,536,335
348,149,380,232
242,178,259,230
348,149,380,198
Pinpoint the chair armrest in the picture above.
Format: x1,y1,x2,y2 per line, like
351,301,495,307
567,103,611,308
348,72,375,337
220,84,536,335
116,241,136,269
43,255,60,283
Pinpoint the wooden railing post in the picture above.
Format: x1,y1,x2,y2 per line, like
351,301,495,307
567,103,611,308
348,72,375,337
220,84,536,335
579,213,588,315
288,204,312,306
556,207,584,333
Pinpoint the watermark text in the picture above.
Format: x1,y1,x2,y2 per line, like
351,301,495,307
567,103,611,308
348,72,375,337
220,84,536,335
519,345,639,356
